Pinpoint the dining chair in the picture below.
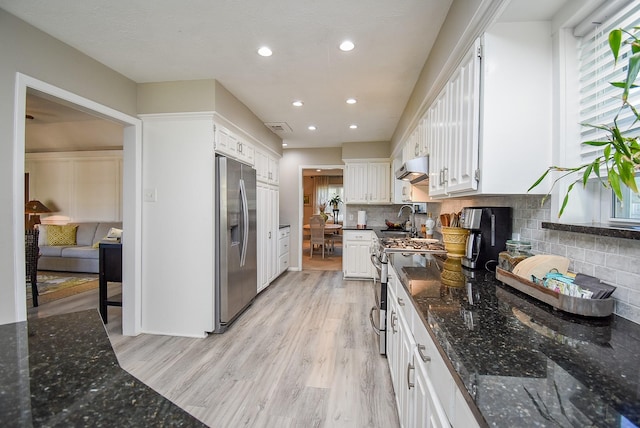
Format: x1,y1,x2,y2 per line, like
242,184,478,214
309,215,331,258
25,229,40,307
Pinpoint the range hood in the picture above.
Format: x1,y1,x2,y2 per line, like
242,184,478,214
395,156,429,184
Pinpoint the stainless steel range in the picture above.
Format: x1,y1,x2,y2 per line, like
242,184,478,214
369,234,447,355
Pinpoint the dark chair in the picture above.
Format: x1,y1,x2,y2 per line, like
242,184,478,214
25,229,40,307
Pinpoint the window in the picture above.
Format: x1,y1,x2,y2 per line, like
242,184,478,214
577,1,640,221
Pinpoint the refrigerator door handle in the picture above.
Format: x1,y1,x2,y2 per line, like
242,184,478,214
239,178,249,267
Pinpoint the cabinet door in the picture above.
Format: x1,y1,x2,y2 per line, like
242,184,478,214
257,184,269,292
414,357,451,428
254,149,268,182
446,42,480,194
342,231,374,278
344,162,368,203
268,156,279,184
268,187,279,282
368,162,391,204
429,93,447,196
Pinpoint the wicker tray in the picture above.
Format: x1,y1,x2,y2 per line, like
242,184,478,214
495,268,614,318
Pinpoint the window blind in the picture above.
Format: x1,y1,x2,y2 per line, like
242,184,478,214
578,1,640,160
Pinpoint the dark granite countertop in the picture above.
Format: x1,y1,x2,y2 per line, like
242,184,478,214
542,221,640,240
0,309,205,427
388,253,640,428
279,224,290,229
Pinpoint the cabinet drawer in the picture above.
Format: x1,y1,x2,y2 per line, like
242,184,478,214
278,237,290,254
394,279,413,330
343,230,373,241
278,253,289,272
278,227,290,239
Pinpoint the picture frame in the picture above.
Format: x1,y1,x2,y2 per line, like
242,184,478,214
303,194,310,206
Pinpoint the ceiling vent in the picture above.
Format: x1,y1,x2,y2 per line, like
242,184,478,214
264,122,292,133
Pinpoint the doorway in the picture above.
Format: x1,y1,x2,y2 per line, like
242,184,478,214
301,168,343,271
13,73,142,335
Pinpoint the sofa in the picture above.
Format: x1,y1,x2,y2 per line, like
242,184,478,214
37,222,122,273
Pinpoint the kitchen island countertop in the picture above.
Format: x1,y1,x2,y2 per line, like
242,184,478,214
0,309,205,427
388,252,640,427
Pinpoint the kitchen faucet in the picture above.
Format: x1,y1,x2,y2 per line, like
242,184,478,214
398,204,417,237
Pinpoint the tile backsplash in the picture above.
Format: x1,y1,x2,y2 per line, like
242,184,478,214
347,195,640,325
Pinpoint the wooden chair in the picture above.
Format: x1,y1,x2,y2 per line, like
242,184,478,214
25,229,40,307
309,215,331,258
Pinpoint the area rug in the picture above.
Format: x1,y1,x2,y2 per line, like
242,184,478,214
27,273,99,305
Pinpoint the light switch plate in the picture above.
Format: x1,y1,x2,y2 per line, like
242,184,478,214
143,188,157,202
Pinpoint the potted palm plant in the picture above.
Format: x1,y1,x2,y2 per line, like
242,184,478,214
328,194,343,210
529,27,640,216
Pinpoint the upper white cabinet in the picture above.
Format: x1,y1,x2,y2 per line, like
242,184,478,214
428,39,481,197
415,22,551,198
214,123,255,166
344,160,391,204
255,148,279,185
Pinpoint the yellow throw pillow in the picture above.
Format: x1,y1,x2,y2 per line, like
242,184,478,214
46,224,78,246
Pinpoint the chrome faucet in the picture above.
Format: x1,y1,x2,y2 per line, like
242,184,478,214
398,204,417,237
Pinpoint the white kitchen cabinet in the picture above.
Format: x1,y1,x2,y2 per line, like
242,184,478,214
387,263,480,428
427,23,551,197
342,230,375,279
344,160,390,204
257,183,279,293
214,123,255,166
277,226,290,276
428,40,480,197
255,148,279,185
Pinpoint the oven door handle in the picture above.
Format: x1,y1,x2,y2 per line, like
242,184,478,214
370,253,382,272
369,306,381,336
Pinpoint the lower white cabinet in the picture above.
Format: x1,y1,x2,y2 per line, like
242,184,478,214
342,230,375,279
387,264,480,428
277,226,290,275
257,183,279,293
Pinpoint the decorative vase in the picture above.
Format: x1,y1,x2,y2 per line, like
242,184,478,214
441,227,470,258
319,208,328,222
425,213,435,237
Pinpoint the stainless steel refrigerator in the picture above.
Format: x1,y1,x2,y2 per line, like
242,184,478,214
214,155,257,333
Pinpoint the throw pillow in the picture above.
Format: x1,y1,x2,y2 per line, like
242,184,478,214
46,224,78,246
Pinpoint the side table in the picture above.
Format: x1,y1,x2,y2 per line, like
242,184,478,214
99,242,122,323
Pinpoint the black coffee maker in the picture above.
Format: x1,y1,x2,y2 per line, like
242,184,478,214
460,207,512,270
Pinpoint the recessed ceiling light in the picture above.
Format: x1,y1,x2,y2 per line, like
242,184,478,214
308,125,317,131
346,98,357,104
339,40,355,52
292,100,303,107
349,124,358,129
257,46,273,57
282,143,288,147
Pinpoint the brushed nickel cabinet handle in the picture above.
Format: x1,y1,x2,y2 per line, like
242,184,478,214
397,297,405,306
417,344,431,363
390,311,397,334
407,361,415,389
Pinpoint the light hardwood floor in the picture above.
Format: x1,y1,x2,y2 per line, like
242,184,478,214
28,271,399,428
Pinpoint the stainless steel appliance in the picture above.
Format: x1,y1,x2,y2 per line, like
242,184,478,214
460,207,512,271
214,155,257,333
370,235,446,355
395,156,429,184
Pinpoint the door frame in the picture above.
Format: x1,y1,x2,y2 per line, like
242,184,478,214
13,73,143,335
297,164,344,270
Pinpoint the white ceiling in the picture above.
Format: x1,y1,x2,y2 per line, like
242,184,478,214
4,0,453,150
5,0,575,152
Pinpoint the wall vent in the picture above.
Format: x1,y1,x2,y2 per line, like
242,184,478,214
264,122,292,133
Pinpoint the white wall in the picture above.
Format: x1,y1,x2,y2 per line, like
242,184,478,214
280,148,344,270
25,151,123,223
0,9,137,325
140,114,215,337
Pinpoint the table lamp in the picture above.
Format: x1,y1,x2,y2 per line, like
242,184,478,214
25,200,51,229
